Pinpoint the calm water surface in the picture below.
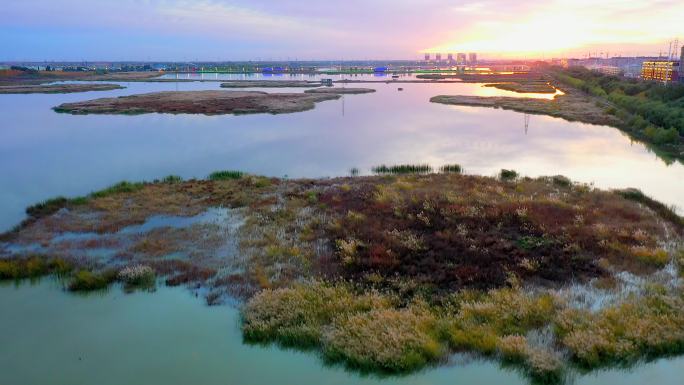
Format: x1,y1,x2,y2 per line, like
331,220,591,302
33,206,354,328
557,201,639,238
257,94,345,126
1,279,683,385
1,75,682,231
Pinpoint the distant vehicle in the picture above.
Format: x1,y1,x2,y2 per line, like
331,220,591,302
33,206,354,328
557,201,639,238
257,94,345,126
373,67,388,72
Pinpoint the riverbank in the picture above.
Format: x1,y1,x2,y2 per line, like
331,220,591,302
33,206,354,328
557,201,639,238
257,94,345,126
0,69,162,86
0,83,125,94
1,170,682,383
52,91,341,115
549,67,684,161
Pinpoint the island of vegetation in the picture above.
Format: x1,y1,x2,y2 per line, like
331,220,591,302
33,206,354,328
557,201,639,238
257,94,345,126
0,83,125,94
1,166,682,384
432,68,684,161
52,90,341,115
431,90,622,127
220,80,323,88
304,87,376,94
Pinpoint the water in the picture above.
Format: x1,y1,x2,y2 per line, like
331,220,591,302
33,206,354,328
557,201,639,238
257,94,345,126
2,76,682,232
2,74,684,384
1,279,682,385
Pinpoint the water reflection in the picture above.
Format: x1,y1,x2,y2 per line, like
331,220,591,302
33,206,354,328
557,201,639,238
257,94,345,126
0,77,682,232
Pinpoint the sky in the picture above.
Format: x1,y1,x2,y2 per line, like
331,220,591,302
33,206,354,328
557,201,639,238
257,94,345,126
1,0,682,61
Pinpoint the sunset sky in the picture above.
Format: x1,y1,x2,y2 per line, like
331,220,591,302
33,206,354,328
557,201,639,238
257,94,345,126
1,0,682,61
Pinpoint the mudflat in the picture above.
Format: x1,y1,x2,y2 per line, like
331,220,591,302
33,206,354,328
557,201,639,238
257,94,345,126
53,90,341,115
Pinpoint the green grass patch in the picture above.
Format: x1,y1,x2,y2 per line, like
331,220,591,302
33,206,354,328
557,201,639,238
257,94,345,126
90,181,145,199
208,170,245,181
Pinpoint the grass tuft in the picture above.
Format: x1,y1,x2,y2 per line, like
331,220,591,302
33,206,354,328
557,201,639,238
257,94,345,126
372,164,432,175
439,164,463,174
90,181,145,199
67,269,118,292
160,175,183,184
209,170,245,181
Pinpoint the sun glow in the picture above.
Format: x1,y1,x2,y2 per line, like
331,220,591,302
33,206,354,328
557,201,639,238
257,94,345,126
424,0,684,58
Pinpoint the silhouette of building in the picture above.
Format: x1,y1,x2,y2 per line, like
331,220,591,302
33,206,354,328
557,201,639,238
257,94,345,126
468,53,477,64
424,53,430,61
447,53,454,63
457,53,467,65
435,53,442,62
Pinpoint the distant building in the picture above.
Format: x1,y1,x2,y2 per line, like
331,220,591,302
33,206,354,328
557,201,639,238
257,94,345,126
590,65,622,76
641,61,680,82
468,53,477,64
435,53,442,62
447,53,454,63
680,47,684,82
457,53,467,65
424,53,430,61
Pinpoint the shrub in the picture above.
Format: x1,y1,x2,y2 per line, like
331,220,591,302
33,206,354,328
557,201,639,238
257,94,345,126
552,175,571,187
68,269,118,292
500,169,518,181
208,170,244,181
